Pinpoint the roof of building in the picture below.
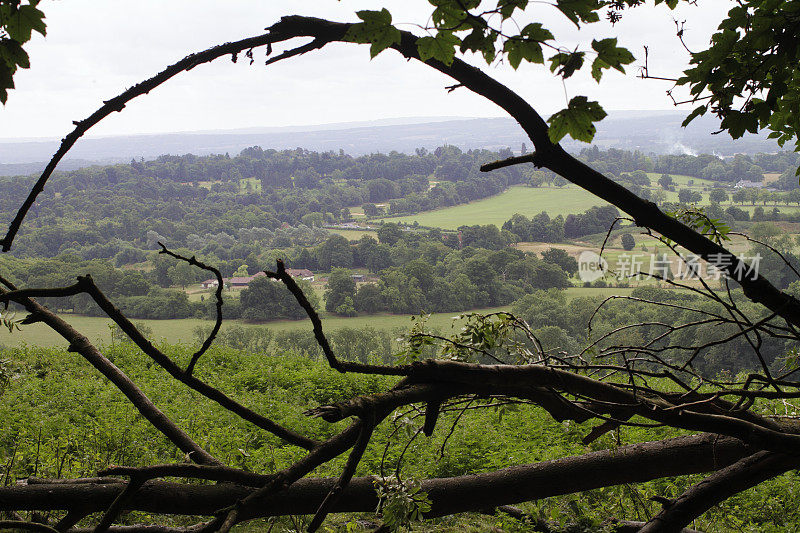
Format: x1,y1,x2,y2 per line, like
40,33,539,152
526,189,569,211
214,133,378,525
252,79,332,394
286,268,314,277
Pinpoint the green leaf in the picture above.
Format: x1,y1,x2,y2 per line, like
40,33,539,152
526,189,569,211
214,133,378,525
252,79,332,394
0,65,15,105
555,0,602,27
0,1,47,42
460,27,496,63
0,39,30,69
504,23,553,68
547,96,607,143
499,0,528,19
681,105,707,127
429,0,475,30
590,38,634,81
416,32,461,65
721,110,759,138
504,39,541,69
344,8,401,58
549,51,584,79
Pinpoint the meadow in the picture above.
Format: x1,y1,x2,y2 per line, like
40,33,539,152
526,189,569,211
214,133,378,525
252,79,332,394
0,287,638,349
327,228,378,241
380,185,608,229
376,175,800,230
0,306,508,348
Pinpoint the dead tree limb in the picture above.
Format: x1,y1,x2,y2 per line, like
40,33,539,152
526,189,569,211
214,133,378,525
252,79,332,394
639,450,798,533
0,434,758,519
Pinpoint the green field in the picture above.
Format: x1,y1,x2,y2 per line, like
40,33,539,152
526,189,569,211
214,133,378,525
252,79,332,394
381,185,607,229
0,287,638,349
239,177,262,193
0,307,502,348
327,228,378,241
380,176,800,231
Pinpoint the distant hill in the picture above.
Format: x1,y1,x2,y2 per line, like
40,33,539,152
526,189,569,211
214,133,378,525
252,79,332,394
0,111,781,176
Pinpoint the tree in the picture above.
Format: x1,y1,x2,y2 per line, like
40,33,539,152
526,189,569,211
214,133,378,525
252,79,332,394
362,202,381,217
5,3,800,532
620,233,635,251
657,173,674,189
240,275,318,321
540,247,578,276
316,234,353,271
167,260,197,289
678,188,702,204
650,189,667,206
232,264,249,277
709,188,728,204
377,222,404,245
324,267,357,314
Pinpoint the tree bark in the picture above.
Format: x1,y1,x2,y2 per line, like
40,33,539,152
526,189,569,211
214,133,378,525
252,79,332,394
638,450,798,533
0,434,753,519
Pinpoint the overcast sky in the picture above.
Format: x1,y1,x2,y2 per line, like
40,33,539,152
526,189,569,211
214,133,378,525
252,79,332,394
0,1,733,140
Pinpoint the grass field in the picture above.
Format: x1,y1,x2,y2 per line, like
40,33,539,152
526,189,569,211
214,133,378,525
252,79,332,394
378,175,800,231
239,177,262,193
0,308,496,348
0,287,638,348
381,185,607,229
327,228,378,241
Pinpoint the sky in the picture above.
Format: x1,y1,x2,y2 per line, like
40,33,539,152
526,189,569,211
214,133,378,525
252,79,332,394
0,1,733,140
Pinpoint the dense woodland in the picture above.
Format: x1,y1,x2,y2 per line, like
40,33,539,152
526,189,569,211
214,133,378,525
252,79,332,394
2,146,799,259
3,145,800,326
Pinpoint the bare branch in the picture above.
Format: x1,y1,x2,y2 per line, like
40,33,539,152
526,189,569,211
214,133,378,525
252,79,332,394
639,450,798,533
0,435,757,520
156,243,224,376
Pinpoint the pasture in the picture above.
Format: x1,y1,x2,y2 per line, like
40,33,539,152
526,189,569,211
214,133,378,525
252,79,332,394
327,228,378,241
0,307,502,348
380,185,607,229
380,175,800,231
0,286,638,349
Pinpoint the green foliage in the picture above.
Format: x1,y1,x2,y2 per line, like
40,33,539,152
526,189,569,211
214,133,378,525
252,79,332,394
2,340,800,528
590,37,635,82
665,206,731,245
416,31,461,65
548,51,585,79
678,0,800,154
240,276,319,321
325,268,357,314
0,0,46,104
547,96,607,143
344,9,401,58
440,311,522,363
374,475,432,531
503,24,553,69
395,314,437,364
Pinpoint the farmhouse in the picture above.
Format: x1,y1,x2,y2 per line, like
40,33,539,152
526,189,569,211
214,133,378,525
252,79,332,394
286,268,315,281
734,179,763,189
